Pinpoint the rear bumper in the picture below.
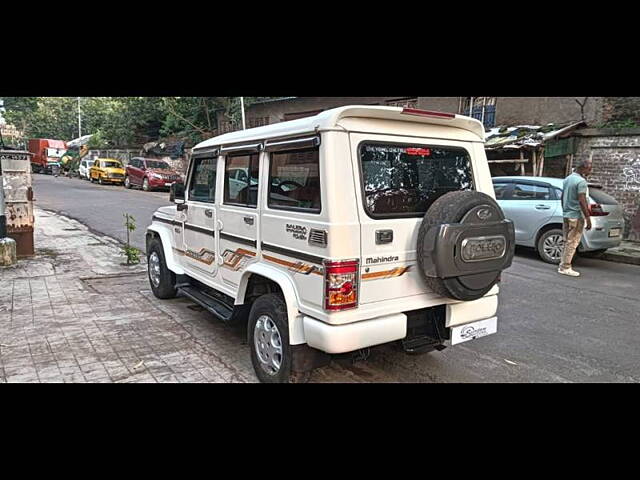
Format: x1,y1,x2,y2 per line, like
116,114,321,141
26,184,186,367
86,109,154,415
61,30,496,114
303,294,499,354
303,313,407,354
581,219,625,251
148,177,182,188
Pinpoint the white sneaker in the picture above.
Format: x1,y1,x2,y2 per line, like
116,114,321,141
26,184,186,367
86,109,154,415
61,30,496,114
558,267,580,277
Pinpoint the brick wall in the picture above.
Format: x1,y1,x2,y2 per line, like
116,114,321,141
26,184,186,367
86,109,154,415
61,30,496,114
573,129,640,240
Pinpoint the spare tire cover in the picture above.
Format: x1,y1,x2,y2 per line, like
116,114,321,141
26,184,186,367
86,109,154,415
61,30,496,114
417,190,512,301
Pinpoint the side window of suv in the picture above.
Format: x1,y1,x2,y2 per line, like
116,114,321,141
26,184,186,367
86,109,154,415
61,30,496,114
268,147,321,213
512,183,552,200
189,157,217,203
224,154,259,208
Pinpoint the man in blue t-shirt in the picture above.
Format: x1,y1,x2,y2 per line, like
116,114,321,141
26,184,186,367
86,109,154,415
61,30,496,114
559,159,593,277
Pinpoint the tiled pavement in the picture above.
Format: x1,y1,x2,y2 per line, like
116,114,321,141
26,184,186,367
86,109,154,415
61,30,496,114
0,209,402,383
0,210,256,383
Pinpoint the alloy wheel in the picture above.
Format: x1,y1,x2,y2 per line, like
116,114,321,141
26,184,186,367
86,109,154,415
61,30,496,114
148,251,161,288
254,315,283,375
543,234,564,262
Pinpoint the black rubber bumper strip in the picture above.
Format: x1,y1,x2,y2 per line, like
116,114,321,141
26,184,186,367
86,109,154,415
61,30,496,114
184,224,215,236
219,232,257,248
152,215,180,226
261,243,326,266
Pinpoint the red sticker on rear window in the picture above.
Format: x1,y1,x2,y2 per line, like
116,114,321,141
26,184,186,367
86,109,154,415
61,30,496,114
405,148,431,156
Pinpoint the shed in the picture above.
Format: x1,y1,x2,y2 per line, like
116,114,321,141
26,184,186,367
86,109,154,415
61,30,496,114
485,121,587,177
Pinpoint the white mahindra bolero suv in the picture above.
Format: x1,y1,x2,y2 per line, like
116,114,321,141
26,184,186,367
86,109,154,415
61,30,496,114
146,106,515,383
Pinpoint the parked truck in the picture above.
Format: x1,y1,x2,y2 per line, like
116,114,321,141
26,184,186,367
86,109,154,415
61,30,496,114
27,139,67,174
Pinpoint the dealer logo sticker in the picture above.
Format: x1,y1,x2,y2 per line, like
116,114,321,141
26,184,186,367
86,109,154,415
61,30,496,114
451,317,498,346
460,325,488,339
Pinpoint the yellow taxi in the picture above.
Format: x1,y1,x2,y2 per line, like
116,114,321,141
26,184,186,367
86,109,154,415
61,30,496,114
90,158,126,185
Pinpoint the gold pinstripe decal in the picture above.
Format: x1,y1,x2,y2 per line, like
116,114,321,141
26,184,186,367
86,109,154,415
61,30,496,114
362,266,412,281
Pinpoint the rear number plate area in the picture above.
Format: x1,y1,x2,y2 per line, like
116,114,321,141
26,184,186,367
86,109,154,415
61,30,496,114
609,228,621,238
451,317,497,346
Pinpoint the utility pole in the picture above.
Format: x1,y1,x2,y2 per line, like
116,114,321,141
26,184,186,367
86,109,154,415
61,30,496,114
240,97,246,130
78,97,82,138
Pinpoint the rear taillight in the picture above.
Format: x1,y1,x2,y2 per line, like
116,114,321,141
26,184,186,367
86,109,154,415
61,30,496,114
590,204,609,216
324,259,359,311
401,108,456,119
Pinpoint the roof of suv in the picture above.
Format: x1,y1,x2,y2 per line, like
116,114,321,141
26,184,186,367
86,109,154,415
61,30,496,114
194,106,485,151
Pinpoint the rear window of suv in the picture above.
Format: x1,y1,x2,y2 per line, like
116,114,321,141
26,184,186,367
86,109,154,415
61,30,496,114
359,142,474,218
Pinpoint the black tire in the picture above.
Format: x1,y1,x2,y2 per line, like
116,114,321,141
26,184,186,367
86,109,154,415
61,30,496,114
90,176,95,183
537,228,564,264
147,238,177,299
248,294,304,383
124,176,132,189
417,191,509,301
98,177,104,185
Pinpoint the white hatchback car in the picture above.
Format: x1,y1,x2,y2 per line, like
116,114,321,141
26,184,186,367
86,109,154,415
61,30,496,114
146,106,516,383
78,158,93,180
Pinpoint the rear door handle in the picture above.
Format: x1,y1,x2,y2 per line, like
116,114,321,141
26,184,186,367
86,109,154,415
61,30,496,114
535,205,551,210
244,217,254,226
204,209,213,218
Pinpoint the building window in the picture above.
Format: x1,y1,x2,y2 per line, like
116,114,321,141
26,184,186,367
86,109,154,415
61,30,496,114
247,117,270,129
219,117,270,134
385,97,418,108
462,97,496,128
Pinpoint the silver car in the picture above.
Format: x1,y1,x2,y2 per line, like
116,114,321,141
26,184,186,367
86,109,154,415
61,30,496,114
492,176,625,264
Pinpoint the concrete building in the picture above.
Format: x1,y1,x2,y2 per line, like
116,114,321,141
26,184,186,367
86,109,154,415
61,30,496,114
216,97,604,133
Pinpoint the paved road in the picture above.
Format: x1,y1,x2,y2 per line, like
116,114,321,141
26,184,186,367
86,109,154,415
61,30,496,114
33,174,172,252
31,173,640,382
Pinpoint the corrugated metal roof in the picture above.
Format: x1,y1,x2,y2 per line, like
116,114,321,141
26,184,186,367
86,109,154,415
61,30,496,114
484,121,586,150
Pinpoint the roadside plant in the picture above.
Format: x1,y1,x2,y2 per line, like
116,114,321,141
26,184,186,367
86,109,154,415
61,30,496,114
123,213,140,265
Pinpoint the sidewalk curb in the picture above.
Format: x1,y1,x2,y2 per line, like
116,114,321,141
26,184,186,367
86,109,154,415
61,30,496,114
601,252,640,266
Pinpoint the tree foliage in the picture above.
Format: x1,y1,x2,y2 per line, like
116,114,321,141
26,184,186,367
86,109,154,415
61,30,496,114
1,97,276,148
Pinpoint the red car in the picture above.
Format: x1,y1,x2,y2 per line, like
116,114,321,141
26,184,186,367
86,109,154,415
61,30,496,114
124,157,183,191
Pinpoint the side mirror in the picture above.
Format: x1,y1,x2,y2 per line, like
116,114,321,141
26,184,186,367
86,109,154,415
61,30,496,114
170,182,185,203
